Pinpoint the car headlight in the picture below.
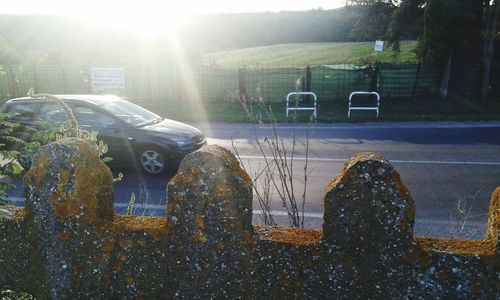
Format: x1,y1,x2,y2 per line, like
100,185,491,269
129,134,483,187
171,137,193,150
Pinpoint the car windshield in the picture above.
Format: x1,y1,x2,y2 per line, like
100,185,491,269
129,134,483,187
100,100,162,127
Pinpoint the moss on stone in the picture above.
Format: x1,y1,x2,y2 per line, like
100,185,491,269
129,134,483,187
111,215,168,242
485,187,499,243
255,226,322,245
416,236,496,256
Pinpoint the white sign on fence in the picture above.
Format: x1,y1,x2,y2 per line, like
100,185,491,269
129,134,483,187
91,67,125,92
374,40,384,52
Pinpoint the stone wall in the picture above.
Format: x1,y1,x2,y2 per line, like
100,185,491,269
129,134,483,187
0,138,498,299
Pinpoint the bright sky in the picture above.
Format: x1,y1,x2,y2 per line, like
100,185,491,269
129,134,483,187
2,0,344,16
2,0,345,36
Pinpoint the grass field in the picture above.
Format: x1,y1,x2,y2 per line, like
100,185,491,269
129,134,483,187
203,41,418,67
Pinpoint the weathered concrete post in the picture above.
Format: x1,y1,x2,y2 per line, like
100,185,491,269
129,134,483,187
322,152,415,297
24,138,114,299
166,145,255,298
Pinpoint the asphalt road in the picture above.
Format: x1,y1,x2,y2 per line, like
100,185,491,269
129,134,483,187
5,121,500,239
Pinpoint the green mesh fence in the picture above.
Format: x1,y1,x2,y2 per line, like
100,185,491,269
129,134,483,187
0,63,483,105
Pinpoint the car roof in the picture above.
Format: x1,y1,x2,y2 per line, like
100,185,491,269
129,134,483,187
5,94,123,106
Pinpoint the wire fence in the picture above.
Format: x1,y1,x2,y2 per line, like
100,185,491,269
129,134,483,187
0,63,483,104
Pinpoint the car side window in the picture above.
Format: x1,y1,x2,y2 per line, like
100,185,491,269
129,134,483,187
5,103,38,122
73,106,116,128
37,103,68,123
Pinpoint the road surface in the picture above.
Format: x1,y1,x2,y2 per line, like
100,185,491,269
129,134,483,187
5,121,500,239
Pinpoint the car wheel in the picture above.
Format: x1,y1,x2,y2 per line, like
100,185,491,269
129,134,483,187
138,147,167,175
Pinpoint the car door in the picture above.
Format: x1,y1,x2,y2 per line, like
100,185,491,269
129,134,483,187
70,105,132,162
3,102,41,143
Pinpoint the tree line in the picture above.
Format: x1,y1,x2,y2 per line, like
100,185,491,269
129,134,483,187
0,7,419,66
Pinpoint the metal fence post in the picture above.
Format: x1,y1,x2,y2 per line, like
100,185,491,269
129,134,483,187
372,62,380,92
7,65,18,98
61,66,67,94
146,64,153,101
32,63,39,94
305,65,311,93
175,64,185,102
412,64,421,99
87,67,92,93
238,68,246,99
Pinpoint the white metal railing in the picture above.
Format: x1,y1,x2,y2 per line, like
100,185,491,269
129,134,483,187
348,91,380,118
286,92,317,119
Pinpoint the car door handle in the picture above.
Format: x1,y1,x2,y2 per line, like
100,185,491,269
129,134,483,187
127,137,135,141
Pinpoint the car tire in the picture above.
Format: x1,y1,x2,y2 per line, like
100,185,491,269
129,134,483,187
137,146,168,176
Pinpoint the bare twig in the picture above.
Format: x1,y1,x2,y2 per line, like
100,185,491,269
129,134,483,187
232,72,313,227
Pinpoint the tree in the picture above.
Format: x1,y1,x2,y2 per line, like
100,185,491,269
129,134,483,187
480,0,500,101
348,0,499,100
345,0,423,47
416,0,483,98
347,1,398,41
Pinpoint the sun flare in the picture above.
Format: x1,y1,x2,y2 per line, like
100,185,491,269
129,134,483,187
77,3,185,38
3,0,344,38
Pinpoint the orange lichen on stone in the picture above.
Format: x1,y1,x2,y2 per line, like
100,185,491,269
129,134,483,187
256,226,322,245
58,232,70,242
172,174,195,185
126,273,134,284
215,241,225,252
191,165,201,177
112,261,124,272
229,157,251,184
279,273,290,285
119,239,133,249
73,265,84,277
94,255,103,264
415,236,496,256
324,171,347,195
194,214,205,230
73,159,113,222
49,191,60,202
58,169,71,186
53,201,81,219
102,239,115,254
215,186,230,198
26,154,49,188
244,230,256,246
112,215,168,241
166,201,175,214
485,187,499,242
119,251,128,262
194,230,208,243
391,170,410,195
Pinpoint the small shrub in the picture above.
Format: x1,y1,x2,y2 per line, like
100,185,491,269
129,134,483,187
0,91,121,205
0,289,34,300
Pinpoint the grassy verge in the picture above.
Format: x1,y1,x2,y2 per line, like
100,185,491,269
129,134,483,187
137,97,500,124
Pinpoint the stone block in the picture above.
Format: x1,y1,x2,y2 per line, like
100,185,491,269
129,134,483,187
323,152,415,255
23,138,114,298
166,144,255,298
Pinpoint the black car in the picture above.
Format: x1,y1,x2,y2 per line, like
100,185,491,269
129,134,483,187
0,95,206,175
